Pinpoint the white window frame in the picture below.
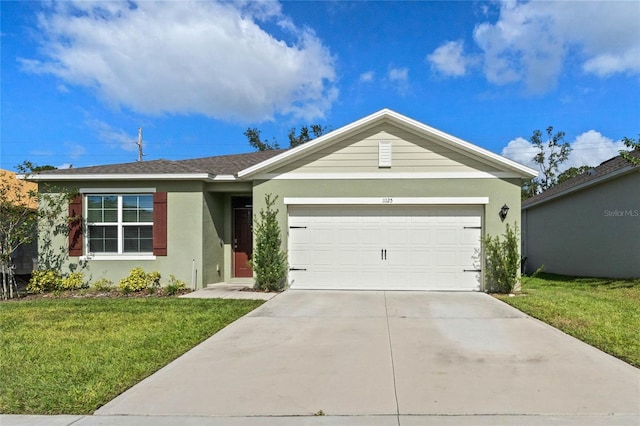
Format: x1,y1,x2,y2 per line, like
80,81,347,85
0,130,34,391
82,194,156,261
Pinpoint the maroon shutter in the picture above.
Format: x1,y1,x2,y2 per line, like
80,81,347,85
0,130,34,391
153,192,167,256
68,195,83,256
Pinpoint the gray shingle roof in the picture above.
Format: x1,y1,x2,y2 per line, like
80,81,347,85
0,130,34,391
34,150,286,177
522,150,640,208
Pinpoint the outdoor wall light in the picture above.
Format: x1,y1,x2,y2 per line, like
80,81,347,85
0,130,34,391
499,204,510,221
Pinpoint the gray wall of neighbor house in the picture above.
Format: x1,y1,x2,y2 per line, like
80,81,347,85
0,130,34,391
39,181,210,289
523,171,640,278
253,177,523,289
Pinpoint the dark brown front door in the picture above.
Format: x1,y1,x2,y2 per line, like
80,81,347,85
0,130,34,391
233,207,253,278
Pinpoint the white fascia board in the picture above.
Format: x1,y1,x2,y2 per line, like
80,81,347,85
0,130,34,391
212,174,237,181
255,171,520,180
238,108,538,179
284,197,489,205
25,173,215,182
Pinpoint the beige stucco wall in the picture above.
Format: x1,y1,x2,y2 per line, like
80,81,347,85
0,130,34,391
253,177,523,290
523,170,640,278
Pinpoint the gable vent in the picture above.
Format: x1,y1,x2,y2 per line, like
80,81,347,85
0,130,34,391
379,141,392,168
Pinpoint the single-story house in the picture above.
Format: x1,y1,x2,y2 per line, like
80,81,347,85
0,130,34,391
522,151,640,279
29,109,536,291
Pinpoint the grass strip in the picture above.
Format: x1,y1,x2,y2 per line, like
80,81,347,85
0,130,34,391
496,273,640,368
0,298,263,414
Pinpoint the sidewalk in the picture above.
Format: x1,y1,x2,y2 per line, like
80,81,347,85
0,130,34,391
4,414,639,425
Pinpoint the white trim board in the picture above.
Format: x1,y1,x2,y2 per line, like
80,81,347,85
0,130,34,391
80,255,157,261
80,188,156,193
284,197,489,205
25,173,214,181
256,171,518,180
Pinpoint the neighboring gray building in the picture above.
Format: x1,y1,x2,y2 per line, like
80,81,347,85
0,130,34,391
522,151,640,279
30,109,536,291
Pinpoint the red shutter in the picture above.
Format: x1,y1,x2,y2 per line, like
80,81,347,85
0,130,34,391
68,195,83,256
153,192,168,256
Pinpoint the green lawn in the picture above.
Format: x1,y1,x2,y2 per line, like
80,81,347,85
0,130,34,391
0,298,264,414
496,273,640,368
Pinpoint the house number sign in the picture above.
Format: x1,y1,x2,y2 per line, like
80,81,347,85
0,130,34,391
382,197,393,204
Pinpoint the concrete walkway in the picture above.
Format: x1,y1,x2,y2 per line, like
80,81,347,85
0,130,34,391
5,291,639,425
179,282,278,300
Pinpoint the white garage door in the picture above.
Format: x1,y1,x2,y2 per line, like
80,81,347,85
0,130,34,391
288,205,482,291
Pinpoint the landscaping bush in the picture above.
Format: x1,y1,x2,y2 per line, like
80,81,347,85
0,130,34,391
59,272,86,291
251,194,287,292
27,270,61,293
482,223,520,293
164,275,186,296
92,278,114,292
118,268,161,294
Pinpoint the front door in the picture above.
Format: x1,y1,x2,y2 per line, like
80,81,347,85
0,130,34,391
233,206,253,278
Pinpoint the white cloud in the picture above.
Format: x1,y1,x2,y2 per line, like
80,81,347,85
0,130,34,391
388,67,408,82
85,119,138,152
426,40,469,77
565,130,626,168
444,1,640,93
20,1,337,122
359,71,375,83
501,131,627,172
500,137,539,169
387,67,409,94
64,141,87,158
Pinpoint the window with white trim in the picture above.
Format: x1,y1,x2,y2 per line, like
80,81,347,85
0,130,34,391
86,194,153,254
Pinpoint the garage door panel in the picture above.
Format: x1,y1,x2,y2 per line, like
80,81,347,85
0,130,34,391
288,205,482,291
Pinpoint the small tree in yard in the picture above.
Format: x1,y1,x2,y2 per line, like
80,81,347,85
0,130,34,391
0,163,80,299
482,223,520,294
251,194,287,292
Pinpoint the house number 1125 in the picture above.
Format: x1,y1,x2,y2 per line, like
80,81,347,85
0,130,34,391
382,198,393,204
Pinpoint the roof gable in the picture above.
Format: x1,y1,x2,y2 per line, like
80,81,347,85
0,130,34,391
266,121,505,176
239,109,537,179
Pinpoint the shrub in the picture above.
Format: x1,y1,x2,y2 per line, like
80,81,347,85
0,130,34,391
483,223,520,293
147,271,161,288
164,275,186,296
27,270,61,293
250,194,287,292
92,278,114,292
118,268,161,294
59,272,86,290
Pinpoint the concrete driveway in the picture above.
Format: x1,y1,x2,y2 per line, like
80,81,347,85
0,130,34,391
96,291,640,422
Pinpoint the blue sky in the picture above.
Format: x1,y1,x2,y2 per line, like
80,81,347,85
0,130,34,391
1,1,639,172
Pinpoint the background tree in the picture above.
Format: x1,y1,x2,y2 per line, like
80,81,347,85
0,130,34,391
287,125,328,148
557,165,593,184
246,125,328,151
244,128,279,151
531,126,571,192
619,135,640,166
522,126,571,199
